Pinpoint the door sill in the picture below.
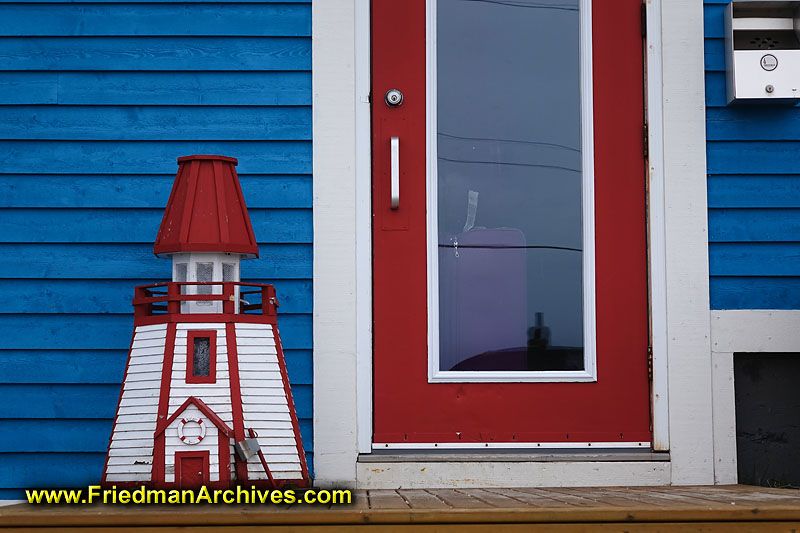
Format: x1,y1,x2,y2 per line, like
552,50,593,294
359,449,670,463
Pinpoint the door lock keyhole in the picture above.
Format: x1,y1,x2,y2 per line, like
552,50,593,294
385,89,404,107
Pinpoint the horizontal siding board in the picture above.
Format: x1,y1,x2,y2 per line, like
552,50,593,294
707,108,800,141
0,174,312,208
0,314,312,349
53,72,311,106
0,383,312,419
709,243,800,276
708,175,800,208
708,208,800,242
710,277,800,309
0,348,311,385
0,4,310,37
703,3,726,39
707,141,800,174
705,72,727,107
705,38,725,72
0,73,57,104
0,279,312,314
0,244,312,278
0,106,310,141
0,453,106,487
0,37,310,71
0,141,311,174
0,208,312,243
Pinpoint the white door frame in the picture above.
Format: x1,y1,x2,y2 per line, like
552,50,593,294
313,0,714,487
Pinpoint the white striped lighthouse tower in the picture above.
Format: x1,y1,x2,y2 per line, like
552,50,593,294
101,155,310,490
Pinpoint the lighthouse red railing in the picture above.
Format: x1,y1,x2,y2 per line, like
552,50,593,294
132,282,279,318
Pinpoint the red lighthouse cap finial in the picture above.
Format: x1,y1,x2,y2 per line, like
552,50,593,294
154,155,259,258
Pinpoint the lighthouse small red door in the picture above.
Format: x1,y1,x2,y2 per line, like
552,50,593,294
372,0,651,447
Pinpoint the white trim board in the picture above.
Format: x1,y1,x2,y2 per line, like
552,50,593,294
425,0,596,384
357,461,670,489
709,310,800,485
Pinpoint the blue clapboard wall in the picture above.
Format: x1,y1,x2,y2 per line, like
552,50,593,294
705,0,800,309
0,1,312,499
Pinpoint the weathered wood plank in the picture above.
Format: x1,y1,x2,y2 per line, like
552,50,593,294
0,106,310,141
425,489,493,509
0,4,309,37
0,37,310,71
0,174,312,208
367,490,409,510
501,488,599,507
0,208,312,243
456,489,529,509
0,243,312,278
396,489,450,509
0,140,311,174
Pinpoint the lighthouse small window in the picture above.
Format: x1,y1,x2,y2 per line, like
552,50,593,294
196,262,214,306
187,331,216,384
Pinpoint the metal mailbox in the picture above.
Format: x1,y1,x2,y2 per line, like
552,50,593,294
725,1,800,103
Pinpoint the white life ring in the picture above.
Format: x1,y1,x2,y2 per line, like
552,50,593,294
178,417,206,445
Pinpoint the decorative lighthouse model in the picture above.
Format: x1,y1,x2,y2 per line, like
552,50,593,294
101,155,310,489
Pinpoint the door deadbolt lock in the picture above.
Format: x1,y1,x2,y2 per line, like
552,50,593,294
385,89,404,107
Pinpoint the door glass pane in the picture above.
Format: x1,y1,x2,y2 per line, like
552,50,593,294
436,0,584,372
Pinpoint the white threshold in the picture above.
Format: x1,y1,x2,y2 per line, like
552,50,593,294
374,441,650,450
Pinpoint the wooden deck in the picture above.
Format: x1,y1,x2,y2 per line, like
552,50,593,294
2,485,800,531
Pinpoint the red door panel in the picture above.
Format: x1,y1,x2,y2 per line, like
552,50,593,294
372,0,650,444
177,452,208,489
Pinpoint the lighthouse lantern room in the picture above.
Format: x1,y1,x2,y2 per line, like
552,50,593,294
101,155,310,489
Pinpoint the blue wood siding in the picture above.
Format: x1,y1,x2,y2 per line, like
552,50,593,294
705,0,800,309
0,1,312,499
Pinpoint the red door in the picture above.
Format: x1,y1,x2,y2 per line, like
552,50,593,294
176,452,208,489
372,0,651,445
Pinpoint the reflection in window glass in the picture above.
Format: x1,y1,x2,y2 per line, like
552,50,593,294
437,0,584,372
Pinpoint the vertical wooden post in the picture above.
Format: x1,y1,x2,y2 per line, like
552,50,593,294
263,285,278,316
134,286,149,318
167,283,180,315
223,282,234,314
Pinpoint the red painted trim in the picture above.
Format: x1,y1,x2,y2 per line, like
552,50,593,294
247,427,277,487
101,327,138,484
273,327,311,485
213,160,230,243
178,154,238,164
186,330,217,384
218,430,232,487
156,396,233,438
153,161,186,258
152,432,166,485
225,323,249,483
151,323,177,484
175,450,210,489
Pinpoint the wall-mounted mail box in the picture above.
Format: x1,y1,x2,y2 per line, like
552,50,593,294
725,1,800,103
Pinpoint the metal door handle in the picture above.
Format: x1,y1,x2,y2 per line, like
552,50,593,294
390,136,399,209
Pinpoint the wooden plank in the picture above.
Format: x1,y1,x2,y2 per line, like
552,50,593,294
708,141,800,174
456,489,529,509
499,488,598,508
0,208,312,243
0,350,125,384
0,37,310,71
0,313,312,349
709,243,800,276
0,383,314,420
0,4,310,37
710,277,800,310
0,141,310,175
0,106,310,141
0,72,57,104
396,489,450,509
705,38,725,72
425,489,493,509
0,452,105,487
708,176,800,208
367,490,410,510
0,419,111,452
709,208,800,242
705,71,728,107
707,108,800,141
703,3,726,38
0,174,312,208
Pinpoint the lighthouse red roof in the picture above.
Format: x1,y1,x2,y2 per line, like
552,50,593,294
154,155,259,258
